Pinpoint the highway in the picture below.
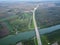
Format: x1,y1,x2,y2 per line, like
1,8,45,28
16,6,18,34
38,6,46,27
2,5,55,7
33,5,42,45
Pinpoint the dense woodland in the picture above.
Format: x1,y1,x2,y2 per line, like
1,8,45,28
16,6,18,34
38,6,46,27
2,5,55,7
35,6,60,28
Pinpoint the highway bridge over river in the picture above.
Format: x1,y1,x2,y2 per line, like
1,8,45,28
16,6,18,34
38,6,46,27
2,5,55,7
0,24,60,45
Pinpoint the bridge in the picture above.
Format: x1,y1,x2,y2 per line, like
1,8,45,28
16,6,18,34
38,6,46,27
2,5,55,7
0,25,60,45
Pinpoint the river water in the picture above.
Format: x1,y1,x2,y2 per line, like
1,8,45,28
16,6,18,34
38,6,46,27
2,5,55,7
0,24,60,45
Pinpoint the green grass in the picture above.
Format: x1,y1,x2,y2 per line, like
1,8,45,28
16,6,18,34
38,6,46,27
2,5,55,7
33,35,49,45
0,15,18,22
30,21,34,28
41,35,50,45
23,35,50,45
33,37,38,45
4,21,15,35
45,29,60,44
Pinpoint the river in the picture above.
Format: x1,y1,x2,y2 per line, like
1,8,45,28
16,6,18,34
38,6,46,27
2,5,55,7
0,24,60,45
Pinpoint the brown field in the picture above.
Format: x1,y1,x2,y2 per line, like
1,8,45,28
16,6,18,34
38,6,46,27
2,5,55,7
0,22,9,38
